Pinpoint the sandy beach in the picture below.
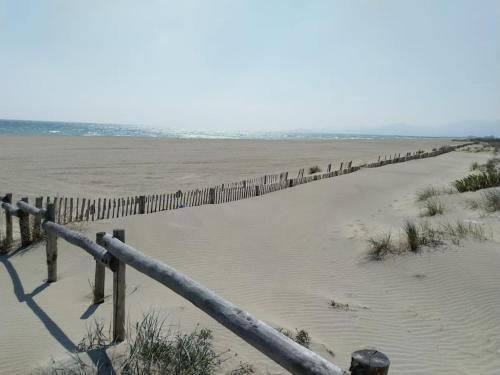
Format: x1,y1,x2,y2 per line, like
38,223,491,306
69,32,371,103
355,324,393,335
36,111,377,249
1,138,499,374
0,136,456,199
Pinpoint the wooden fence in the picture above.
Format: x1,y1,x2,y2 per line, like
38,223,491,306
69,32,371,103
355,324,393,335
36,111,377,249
1,143,474,245
1,199,392,374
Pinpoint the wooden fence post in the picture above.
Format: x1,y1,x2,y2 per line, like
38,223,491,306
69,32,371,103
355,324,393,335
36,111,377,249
255,185,261,196
45,203,58,282
33,197,43,241
139,195,146,214
1,193,13,252
350,350,390,375
94,232,106,304
209,188,215,204
112,229,126,342
19,197,31,247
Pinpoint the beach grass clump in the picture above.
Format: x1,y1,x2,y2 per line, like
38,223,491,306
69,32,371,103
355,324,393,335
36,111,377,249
439,221,488,245
453,172,500,192
309,165,322,174
470,161,480,171
276,328,311,348
42,312,250,375
485,158,500,173
367,219,489,260
416,186,441,202
422,197,444,216
367,233,396,260
482,189,500,212
403,220,420,253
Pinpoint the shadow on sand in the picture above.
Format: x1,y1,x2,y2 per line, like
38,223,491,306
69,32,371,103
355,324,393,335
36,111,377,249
1,246,116,374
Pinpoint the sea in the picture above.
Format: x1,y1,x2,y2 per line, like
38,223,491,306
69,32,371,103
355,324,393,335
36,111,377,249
0,118,431,140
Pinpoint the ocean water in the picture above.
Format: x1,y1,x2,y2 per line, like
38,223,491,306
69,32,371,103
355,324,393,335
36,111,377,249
0,119,428,140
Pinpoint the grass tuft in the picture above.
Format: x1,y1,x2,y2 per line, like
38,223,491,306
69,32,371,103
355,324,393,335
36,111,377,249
422,198,444,216
403,220,420,253
276,328,311,348
367,233,395,260
453,171,500,192
309,165,321,174
416,186,440,202
470,161,480,171
367,220,489,260
41,312,251,375
482,189,500,212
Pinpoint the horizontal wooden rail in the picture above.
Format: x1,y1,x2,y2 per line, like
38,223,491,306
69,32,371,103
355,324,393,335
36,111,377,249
1,201,20,217
101,233,345,375
42,221,114,269
17,200,47,217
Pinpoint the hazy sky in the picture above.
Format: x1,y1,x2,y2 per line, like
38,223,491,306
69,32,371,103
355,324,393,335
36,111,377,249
1,1,499,133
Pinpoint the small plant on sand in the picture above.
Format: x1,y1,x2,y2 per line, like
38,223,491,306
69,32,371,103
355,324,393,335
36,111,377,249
482,189,500,212
422,197,444,216
276,328,311,348
228,362,254,375
470,161,480,171
440,221,488,245
403,220,420,253
485,158,500,174
416,186,440,202
367,233,395,260
329,300,349,311
77,319,110,351
309,165,321,174
42,312,249,375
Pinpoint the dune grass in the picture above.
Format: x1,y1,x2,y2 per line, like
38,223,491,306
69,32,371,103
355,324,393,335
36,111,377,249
367,220,489,260
422,197,444,216
276,328,311,348
482,189,500,212
470,161,480,171
403,220,420,252
40,312,253,375
367,233,396,260
453,172,500,192
416,186,441,202
309,165,321,174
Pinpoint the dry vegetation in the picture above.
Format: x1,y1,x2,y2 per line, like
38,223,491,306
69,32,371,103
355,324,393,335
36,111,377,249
367,220,488,261
275,328,311,349
39,312,254,375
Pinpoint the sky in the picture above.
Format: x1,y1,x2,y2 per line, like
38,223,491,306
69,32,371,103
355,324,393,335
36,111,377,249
0,1,499,135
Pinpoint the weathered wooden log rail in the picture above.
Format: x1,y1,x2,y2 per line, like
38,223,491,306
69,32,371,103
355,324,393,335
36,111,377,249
0,143,474,250
1,199,391,374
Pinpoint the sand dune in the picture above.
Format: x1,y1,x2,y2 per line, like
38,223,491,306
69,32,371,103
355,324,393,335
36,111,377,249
1,147,499,374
